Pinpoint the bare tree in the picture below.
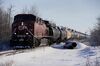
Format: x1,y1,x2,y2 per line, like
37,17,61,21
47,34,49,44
22,5,39,16
0,0,3,40
90,17,100,46
22,6,29,14
6,5,13,40
29,5,39,16
0,1,13,41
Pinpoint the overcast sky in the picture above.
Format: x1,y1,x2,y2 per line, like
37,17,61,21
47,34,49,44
4,0,100,34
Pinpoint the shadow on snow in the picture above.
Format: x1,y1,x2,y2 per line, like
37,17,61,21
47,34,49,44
0,41,12,52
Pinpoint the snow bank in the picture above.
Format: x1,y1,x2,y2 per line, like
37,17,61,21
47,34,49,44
0,42,99,66
51,43,64,49
75,42,88,49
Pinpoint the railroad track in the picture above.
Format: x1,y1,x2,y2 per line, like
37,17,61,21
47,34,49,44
0,45,48,56
0,50,26,56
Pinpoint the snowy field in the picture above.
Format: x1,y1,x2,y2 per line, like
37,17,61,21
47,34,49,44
0,42,100,66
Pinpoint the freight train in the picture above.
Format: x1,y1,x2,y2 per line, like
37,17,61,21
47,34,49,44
10,14,87,48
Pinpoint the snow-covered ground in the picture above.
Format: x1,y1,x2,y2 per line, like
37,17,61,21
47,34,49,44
0,42,100,66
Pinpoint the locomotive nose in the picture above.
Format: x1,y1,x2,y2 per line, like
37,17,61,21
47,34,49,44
18,22,27,30
18,26,25,30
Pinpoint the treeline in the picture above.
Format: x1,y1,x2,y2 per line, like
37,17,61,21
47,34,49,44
90,17,100,46
0,0,12,41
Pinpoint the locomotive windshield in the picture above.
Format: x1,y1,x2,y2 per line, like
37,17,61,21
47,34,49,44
14,14,36,23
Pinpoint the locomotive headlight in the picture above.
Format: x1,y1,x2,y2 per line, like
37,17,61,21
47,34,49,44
14,33,16,35
26,33,29,35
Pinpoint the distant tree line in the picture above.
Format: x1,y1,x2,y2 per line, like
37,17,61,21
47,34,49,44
22,6,39,16
90,17,100,46
0,0,12,41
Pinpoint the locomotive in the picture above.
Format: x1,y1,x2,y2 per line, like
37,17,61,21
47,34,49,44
10,14,87,48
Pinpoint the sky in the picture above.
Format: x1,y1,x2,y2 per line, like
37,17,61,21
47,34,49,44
3,0,100,34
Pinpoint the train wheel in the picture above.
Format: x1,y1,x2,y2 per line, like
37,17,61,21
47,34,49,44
33,38,40,47
56,39,61,44
10,40,16,49
48,38,53,46
35,39,40,47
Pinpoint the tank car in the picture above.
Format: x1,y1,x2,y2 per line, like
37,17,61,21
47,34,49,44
43,20,61,44
59,26,67,42
43,20,68,44
66,29,72,40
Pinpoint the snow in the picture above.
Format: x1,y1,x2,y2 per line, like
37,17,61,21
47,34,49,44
0,42,100,66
